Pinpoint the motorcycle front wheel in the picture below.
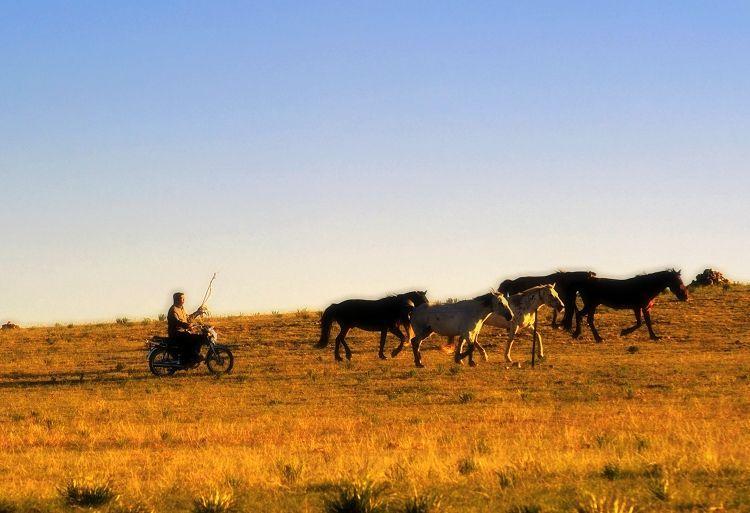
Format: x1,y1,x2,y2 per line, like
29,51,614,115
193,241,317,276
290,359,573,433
148,348,177,377
206,346,234,375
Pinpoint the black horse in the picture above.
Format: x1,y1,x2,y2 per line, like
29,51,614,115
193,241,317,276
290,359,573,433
316,291,429,361
573,269,688,343
498,271,596,331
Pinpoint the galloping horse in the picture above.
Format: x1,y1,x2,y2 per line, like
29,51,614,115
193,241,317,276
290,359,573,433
498,271,595,331
395,292,513,368
452,285,565,365
316,291,428,361
573,269,688,343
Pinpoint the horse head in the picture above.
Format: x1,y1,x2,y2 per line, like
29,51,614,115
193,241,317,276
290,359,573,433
667,269,689,302
410,290,429,307
497,279,513,295
544,284,565,312
491,292,514,321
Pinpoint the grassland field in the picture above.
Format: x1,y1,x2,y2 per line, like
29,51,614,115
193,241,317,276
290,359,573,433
1,285,749,512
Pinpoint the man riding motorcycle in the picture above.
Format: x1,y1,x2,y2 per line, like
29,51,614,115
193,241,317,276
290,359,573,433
167,292,208,365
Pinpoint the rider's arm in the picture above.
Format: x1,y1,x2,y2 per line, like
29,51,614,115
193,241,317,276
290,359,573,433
188,306,207,321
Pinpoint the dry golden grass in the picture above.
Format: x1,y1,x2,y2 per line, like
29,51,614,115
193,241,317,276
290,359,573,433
1,285,749,512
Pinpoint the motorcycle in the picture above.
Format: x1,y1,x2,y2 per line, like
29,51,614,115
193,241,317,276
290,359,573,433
146,325,234,376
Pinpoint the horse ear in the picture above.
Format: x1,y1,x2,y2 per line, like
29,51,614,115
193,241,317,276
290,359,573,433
677,269,682,275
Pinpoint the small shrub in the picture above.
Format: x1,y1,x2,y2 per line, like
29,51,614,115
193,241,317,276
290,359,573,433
271,311,282,318
635,436,650,452
643,462,664,478
158,314,167,322
323,480,389,513
402,492,441,513
601,463,622,480
193,490,236,513
648,474,671,502
508,505,542,513
457,457,478,475
141,318,153,325
575,493,635,513
495,467,516,489
296,308,310,319
623,385,635,399
626,345,639,354
458,392,474,404
59,477,118,508
276,459,304,485
115,318,130,326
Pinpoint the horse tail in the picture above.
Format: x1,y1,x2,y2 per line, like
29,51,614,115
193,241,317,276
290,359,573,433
316,304,337,348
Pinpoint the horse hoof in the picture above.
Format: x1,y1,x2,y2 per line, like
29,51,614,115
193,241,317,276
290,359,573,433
415,362,425,368
335,357,343,362
345,354,352,361
595,338,604,344
379,354,388,360
391,349,400,358
650,336,662,341
469,361,477,367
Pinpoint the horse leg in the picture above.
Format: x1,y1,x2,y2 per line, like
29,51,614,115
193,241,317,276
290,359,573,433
643,309,661,340
562,292,577,331
572,306,585,339
467,334,478,367
535,329,544,358
620,308,643,336
334,326,350,362
504,329,516,363
587,307,603,343
387,326,405,358
551,308,559,329
454,335,466,364
378,329,388,360
475,337,489,362
411,329,430,368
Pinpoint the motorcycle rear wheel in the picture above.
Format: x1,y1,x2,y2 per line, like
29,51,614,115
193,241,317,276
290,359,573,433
149,348,177,377
206,346,234,375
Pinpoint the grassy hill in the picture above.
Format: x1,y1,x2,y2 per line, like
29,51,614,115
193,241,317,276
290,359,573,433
1,285,749,512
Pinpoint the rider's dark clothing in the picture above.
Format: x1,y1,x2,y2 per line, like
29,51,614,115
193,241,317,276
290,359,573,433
167,305,202,364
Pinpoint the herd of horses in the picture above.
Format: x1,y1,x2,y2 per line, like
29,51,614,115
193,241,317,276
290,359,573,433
315,269,690,367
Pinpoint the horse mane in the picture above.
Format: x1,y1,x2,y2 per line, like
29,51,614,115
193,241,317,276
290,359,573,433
511,284,552,296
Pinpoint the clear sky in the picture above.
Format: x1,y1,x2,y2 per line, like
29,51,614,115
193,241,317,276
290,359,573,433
2,1,748,325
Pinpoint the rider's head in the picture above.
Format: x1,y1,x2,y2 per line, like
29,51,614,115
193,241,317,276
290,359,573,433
173,292,185,306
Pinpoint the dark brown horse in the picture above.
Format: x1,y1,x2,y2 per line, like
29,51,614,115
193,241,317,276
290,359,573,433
573,269,688,342
498,271,596,331
316,291,429,361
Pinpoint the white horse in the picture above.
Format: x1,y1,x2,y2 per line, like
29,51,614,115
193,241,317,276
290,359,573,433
452,285,564,365
393,292,513,367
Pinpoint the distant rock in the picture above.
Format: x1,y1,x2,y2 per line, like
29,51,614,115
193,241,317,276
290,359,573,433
690,268,730,287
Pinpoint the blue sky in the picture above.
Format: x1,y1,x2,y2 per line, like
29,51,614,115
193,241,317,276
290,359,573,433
1,1,748,324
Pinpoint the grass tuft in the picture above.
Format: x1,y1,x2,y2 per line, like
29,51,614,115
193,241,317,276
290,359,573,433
457,457,478,475
193,490,237,513
458,392,474,404
601,462,623,480
0,499,16,513
276,459,304,486
59,477,118,508
323,480,389,513
647,474,672,502
402,491,441,513
575,493,636,513
508,504,542,513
